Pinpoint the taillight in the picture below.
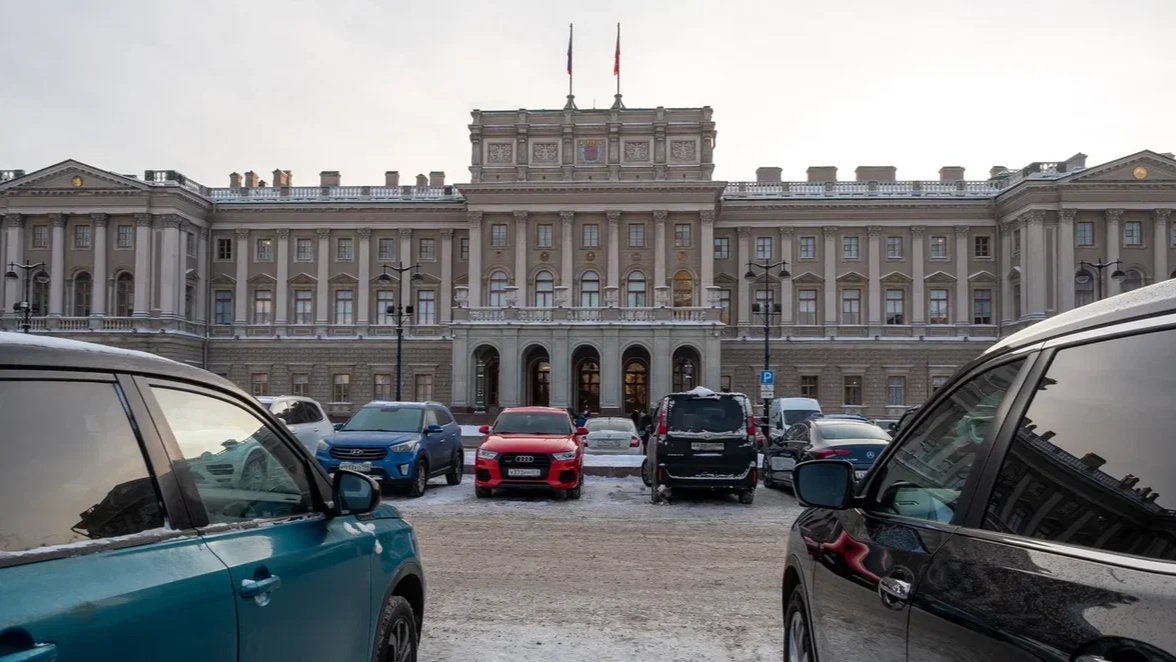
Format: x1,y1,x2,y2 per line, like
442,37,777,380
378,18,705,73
656,406,668,437
813,449,852,459
630,436,641,448
747,413,757,437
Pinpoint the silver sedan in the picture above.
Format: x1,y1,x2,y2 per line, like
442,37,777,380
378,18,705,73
583,417,643,455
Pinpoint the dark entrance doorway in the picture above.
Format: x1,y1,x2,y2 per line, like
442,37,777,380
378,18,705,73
473,345,500,412
522,345,551,407
622,345,651,416
572,345,601,414
672,345,701,393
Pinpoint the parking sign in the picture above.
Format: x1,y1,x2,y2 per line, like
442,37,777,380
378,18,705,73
760,370,774,385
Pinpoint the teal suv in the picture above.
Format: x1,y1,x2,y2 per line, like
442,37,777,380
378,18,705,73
0,333,426,662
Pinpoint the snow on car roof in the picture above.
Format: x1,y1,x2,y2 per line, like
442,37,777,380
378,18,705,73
0,332,180,364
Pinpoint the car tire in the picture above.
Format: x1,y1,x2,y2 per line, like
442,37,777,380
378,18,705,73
640,458,651,487
738,489,755,505
475,486,492,499
373,594,418,662
566,476,582,500
445,451,463,486
407,461,428,498
763,460,776,489
784,589,815,662
551,487,568,501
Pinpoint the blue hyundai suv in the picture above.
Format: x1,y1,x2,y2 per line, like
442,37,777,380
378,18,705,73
317,401,464,497
0,332,426,662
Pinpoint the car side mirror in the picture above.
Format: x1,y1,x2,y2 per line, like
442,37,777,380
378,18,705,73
478,424,491,434
793,460,855,509
333,422,345,431
424,424,443,434
576,427,589,436
333,469,380,516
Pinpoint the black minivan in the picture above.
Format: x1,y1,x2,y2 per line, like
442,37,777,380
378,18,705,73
646,387,758,504
782,280,1176,661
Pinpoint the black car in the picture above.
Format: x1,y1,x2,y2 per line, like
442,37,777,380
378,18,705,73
646,387,758,504
782,279,1176,661
763,418,891,491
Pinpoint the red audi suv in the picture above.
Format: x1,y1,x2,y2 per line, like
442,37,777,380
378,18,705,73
474,407,586,500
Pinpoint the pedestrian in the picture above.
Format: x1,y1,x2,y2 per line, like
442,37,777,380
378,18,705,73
575,410,588,427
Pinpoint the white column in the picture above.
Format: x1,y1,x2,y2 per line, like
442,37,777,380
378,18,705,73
1026,212,1046,319
1057,210,1076,312
651,331,672,404
1154,209,1170,282
737,227,751,324
600,329,620,412
314,229,330,324
276,228,290,324
235,228,250,324
177,223,189,320
779,227,794,324
440,228,453,322
999,225,1013,323
1105,209,1122,297
467,211,483,307
700,211,715,292
559,212,574,296
196,227,208,323
3,214,23,309
868,226,882,325
954,225,970,325
606,210,621,290
399,229,413,314
653,210,668,290
91,213,108,316
912,226,926,323
48,214,66,316
549,328,570,409
133,214,152,317
822,226,837,324
356,228,370,325
159,216,181,318
514,210,529,289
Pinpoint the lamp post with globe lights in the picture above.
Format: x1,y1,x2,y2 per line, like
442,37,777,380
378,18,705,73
1077,258,1126,302
5,262,48,334
377,262,424,400
744,258,791,426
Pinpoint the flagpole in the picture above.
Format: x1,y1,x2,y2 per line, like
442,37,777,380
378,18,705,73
565,23,577,110
611,22,624,109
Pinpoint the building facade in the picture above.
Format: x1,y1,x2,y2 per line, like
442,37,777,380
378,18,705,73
2,105,1175,420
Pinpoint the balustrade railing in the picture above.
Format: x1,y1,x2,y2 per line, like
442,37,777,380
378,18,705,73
723,180,1002,199
207,185,461,202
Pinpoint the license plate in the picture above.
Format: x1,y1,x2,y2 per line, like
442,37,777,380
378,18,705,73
339,462,371,473
692,442,725,452
855,470,867,480
508,468,543,478
770,457,795,471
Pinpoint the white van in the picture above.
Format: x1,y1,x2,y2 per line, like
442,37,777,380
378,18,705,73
768,397,822,434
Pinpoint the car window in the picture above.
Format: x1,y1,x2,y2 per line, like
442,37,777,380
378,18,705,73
269,399,289,420
435,408,454,425
587,418,636,433
668,397,745,433
0,380,165,553
152,387,313,525
301,401,324,424
423,409,439,428
344,406,423,432
982,329,1176,561
869,359,1025,524
494,412,572,435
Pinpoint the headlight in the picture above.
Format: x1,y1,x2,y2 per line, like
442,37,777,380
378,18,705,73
553,450,577,461
477,448,499,460
315,440,329,454
390,441,419,454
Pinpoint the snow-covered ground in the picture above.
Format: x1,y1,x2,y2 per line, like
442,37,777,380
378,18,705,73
391,475,805,661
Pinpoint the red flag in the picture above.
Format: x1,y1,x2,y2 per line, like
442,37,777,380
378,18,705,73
567,23,573,76
613,23,621,76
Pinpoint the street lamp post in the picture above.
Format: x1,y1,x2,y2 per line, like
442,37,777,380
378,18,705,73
744,259,791,426
377,262,423,400
5,262,47,334
1077,258,1126,302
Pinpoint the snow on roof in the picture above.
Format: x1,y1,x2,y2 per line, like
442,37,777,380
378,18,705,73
681,386,719,398
0,332,180,364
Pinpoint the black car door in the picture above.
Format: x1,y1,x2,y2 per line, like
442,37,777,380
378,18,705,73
799,357,1029,662
908,327,1176,661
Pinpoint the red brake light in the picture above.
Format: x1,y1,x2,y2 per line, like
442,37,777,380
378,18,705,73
747,414,757,437
630,436,641,448
656,406,668,436
813,449,852,459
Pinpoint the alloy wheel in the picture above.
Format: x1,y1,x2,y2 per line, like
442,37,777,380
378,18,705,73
386,616,415,662
786,608,811,662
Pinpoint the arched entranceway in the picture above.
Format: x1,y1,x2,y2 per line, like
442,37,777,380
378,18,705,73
522,345,551,407
672,270,694,307
473,345,500,412
622,345,651,416
572,345,601,414
672,345,701,393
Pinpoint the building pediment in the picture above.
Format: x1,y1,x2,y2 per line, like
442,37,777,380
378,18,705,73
791,271,824,285
880,271,913,284
1061,151,1176,184
247,273,277,285
835,270,867,284
210,273,237,286
714,273,739,285
329,273,359,285
417,272,443,285
0,159,150,193
289,272,318,285
969,270,998,283
925,270,957,284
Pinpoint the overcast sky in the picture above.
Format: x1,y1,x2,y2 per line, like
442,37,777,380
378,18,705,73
2,0,1173,187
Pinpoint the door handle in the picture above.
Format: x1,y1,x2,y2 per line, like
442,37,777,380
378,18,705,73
878,575,911,605
0,644,58,662
240,575,282,598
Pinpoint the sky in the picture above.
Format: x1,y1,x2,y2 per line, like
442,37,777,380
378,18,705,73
2,0,1174,187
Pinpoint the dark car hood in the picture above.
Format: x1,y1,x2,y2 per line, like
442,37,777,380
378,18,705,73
328,431,419,448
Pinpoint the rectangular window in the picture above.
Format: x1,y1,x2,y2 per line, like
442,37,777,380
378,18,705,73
186,231,196,257
800,375,819,399
1013,229,1022,256
336,237,354,261
885,289,905,325
31,225,48,249
886,376,906,407
251,373,270,397
1076,222,1094,247
253,290,273,324
294,290,314,324
214,290,233,324
416,290,436,325
460,237,469,261
674,223,692,247
843,376,863,406
291,373,309,397
842,236,860,260
841,289,861,325
1124,221,1143,246
930,375,949,392
419,238,436,260
377,238,396,260
216,237,233,261
333,374,351,403
930,235,948,259
74,225,92,249
755,237,773,260
334,290,354,324
799,236,817,260
798,289,818,325
491,224,507,247
973,289,993,325
628,223,645,248
537,224,553,248
117,224,133,249
720,376,733,393
886,236,903,259
929,288,950,324
414,374,434,401
714,237,730,260
255,238,273,262
374,374,393,401
295,238,313,262
718,288,732,324
377,291,396,324
974,235,991,258
582,224,599,248
755,288,774,312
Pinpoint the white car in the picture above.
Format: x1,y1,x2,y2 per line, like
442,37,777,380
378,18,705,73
583,417,642,455
258,395,333,455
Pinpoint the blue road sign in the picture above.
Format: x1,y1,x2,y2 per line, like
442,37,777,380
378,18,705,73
760,370,775,385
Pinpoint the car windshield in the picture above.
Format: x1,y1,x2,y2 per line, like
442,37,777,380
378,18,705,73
819,423,891,441
343,406,423,433
586,418,637,433
494,412,572,435
669,397,745,433
784,409,821,425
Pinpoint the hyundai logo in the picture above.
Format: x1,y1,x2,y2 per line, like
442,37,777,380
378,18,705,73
515,455,534,463
350,449,365,457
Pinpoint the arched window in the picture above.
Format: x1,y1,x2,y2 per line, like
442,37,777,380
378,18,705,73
72,272,92,317
672,270,694,307
534,271,554,307
488,270,508,307
30,271,49,316
115,273,134,317
1121,269,1144,293
626,271,647,307
1074,269,1095,307
580,270,600,307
